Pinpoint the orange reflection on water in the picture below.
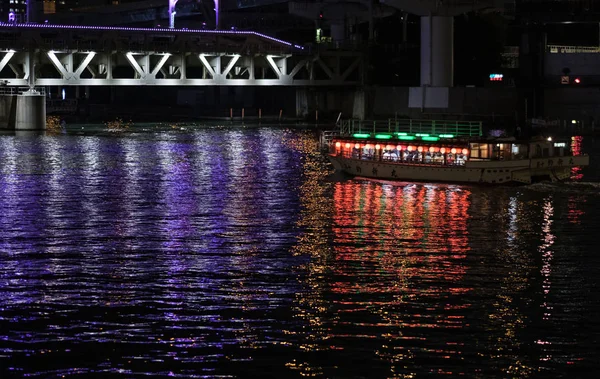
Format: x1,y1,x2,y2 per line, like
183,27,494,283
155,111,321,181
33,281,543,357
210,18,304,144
331,183,471,295
331,181,473,377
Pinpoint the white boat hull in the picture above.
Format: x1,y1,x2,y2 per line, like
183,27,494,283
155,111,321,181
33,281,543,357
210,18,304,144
328,155,589,185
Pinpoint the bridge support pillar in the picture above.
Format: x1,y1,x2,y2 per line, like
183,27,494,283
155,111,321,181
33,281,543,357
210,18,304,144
16,90,46,130
0,95,17,129
1,91,46,130
331,23,345,44
295,88,308,118
420,15,453,87
352,90,366,120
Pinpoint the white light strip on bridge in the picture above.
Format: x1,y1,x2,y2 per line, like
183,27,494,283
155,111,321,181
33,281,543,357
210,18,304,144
0,22,304,50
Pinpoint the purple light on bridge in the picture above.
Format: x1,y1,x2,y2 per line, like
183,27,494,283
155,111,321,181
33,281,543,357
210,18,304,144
0,22,304,50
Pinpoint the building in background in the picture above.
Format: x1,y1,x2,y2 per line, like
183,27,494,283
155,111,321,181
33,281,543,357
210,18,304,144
0,0,29,23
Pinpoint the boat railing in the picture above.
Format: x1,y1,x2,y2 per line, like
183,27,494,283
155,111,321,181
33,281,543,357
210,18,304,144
338,119,483,137
319,130,341,150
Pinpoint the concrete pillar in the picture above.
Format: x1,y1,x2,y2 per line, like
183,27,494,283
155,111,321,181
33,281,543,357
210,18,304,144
331,23,345,43
15,91,46,130
0,95,17,129
420,15,454,87
352,90,366,120
295,88,308,118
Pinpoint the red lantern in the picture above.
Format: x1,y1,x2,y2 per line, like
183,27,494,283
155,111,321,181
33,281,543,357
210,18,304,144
335,142,341,148
417,146,423,152
440,147,446,154
451,148,457,154
462,148,469,155
355,143,360,149
345,143,351,149
429,146,435,153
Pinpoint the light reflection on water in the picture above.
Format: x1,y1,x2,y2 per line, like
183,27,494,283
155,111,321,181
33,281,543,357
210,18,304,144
0,128,599,378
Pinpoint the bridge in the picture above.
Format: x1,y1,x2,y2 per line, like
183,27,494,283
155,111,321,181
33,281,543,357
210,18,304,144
0,23,363,87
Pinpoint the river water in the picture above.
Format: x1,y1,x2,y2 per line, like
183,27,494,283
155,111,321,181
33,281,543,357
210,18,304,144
0,126,599,378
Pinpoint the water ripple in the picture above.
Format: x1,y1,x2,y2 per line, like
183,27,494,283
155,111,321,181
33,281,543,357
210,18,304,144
0,128,599,378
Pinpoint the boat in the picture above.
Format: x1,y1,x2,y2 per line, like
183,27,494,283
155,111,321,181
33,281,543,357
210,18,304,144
323,119,589,185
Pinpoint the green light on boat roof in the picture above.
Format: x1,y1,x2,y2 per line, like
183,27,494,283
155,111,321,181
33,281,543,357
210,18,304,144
439,134,455,138
398,135,416,140
422,136,440,142
352,133,370,138
375,134,393,139
415,133,429,137
395,132,408,136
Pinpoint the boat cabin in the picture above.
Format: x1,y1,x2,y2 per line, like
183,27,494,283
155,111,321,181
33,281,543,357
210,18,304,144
469,138,570,161
330,133,572,166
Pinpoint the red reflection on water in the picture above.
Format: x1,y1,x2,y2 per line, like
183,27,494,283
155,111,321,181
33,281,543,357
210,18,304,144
570,136,584,180
567,196,585,225
332,183,471,289
330,182,473,376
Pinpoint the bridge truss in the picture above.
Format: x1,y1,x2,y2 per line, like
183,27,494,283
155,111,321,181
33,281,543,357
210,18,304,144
0,23,364,87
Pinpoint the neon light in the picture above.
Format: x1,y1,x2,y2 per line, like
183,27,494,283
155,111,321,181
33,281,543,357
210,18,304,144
439,134,454,138
399,136,416,140
415,133,429,137
422,136,439,141
489,73,503,81
374,134,392,139
0,22,304,50
395,132,408,136
352,133,370,138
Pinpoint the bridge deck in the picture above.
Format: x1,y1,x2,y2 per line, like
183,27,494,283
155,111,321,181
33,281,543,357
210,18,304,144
0,23,304,55
0,23,363,87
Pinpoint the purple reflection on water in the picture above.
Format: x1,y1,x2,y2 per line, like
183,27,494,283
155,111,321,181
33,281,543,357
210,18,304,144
0,128,309,377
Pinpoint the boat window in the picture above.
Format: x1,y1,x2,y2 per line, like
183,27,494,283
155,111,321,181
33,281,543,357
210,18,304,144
511,144,527,159
470,143,489,159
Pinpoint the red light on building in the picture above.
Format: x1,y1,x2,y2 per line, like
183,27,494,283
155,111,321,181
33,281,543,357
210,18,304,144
574,77,581,84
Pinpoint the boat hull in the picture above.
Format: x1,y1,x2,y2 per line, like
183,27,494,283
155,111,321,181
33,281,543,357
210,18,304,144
328,155,589,185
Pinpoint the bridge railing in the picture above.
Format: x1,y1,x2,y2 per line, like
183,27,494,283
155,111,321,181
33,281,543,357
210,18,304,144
339,119,483,137
0,86,45,96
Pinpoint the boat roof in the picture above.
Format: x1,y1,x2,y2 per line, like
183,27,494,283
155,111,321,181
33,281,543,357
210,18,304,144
332,133,563,145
